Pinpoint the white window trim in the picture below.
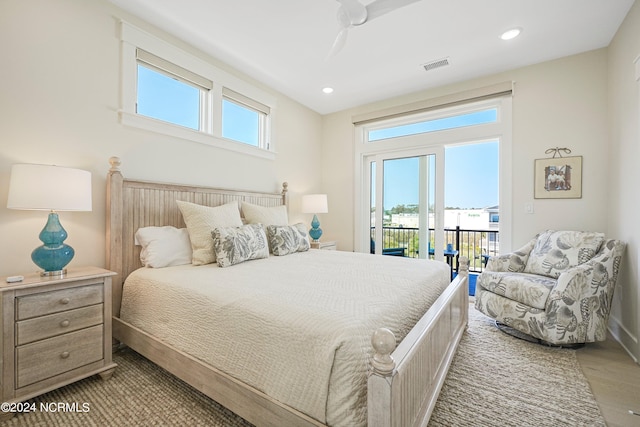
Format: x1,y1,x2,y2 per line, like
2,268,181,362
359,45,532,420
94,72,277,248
119,20,277,160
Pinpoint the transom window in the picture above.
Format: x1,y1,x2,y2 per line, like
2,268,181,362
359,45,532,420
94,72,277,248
222,89,270,148
137,64,202,130
367,108,498,142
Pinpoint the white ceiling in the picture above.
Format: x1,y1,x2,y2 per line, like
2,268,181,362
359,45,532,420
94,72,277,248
108,0,634,115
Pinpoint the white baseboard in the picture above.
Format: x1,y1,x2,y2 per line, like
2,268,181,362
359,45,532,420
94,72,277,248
608,315,639,364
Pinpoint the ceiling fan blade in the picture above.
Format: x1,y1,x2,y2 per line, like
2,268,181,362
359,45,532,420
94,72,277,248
326,27,349,60
365,0,422,22
337,0,367,26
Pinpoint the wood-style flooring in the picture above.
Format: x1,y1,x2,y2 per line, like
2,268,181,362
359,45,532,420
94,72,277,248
577,336,640,427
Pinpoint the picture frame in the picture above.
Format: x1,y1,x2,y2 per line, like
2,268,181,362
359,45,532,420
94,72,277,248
534,156,582,199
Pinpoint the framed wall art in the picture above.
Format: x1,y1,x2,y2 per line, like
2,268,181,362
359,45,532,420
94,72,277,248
534,155,582,199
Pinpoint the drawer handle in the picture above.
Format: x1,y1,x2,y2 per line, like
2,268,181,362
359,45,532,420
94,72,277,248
60,351,70,359
60,320,70,328
60,298,70,305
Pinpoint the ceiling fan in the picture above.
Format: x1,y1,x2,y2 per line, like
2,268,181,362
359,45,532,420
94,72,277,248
327,0,422,59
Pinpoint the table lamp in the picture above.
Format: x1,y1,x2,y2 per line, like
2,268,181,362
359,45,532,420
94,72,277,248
7,164,92,276
301,194,328,242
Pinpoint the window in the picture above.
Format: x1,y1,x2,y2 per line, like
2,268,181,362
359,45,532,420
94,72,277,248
222,89,270,148
137,64,201,130
135,48,211,132
119,21,276,159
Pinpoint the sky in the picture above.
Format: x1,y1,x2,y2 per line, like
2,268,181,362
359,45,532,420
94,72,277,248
381,141,499,210
444,142,499,208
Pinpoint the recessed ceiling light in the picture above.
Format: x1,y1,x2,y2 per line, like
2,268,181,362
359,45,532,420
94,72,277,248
322,87,334,94
500,27,522,41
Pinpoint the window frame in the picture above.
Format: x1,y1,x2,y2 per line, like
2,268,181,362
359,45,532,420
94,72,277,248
119,21,276,160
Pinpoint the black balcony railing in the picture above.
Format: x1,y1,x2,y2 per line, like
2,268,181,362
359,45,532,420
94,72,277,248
370,226,499,273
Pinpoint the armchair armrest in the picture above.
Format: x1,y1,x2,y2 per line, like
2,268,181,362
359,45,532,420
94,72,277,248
546,240,626,342
486,237,537,272
551,239,625,301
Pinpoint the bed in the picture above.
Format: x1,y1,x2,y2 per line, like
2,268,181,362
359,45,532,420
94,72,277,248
105,157,469,427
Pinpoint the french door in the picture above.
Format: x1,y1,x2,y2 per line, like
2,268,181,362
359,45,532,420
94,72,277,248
364,146,446,260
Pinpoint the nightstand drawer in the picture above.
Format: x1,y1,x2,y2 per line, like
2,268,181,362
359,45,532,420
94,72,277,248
16,284,103,320
16,304,103,345
16,325,104,388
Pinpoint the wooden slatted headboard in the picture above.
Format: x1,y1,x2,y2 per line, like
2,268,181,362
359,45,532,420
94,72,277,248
105,156,288,316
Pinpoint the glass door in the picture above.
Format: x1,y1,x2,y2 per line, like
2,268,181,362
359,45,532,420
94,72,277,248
366,147,444,260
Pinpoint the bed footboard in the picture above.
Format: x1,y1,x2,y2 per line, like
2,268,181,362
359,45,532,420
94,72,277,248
368,257,469,427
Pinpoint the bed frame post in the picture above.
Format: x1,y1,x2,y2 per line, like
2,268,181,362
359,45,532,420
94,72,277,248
281,182,289,216
106,156,124,317
281,182,288,204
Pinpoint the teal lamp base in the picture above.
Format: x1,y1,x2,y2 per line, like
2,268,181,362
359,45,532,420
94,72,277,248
309,214,323,242
31,212,75,276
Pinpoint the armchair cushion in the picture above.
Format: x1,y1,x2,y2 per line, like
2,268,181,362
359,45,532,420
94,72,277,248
478,271,556,310
523,230,605,278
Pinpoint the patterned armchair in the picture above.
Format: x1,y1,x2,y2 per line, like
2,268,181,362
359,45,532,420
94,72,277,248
474,230,625,345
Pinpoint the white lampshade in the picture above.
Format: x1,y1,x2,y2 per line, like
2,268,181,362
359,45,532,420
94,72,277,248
7,164,92,211
301,194,328,214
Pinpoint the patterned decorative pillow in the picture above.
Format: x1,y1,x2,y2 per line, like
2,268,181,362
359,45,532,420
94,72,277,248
524,230,605,278
212,224,269,267
176,200,243,265
266,223,310,256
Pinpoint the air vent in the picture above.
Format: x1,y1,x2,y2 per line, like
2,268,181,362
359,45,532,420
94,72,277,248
422,57,450,72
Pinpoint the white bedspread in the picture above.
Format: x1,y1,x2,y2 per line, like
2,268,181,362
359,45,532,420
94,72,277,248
120,249,450,426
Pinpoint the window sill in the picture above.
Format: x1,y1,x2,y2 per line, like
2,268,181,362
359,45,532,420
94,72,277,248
118,111,276,160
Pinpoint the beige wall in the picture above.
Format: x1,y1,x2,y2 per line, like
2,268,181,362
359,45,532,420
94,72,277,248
607,0,640,362
0,0,322,276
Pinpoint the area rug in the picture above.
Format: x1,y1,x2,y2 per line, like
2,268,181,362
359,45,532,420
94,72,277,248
428,308,605,426
1,307,605,426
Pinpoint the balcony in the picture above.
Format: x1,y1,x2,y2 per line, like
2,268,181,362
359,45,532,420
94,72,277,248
370,226,500,290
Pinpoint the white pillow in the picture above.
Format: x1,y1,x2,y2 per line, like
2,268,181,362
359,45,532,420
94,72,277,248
135,226,192,268
241,202,288,226
176,200,243,265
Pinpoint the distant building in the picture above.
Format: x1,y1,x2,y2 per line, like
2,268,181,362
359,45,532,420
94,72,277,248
389,207,500,255
390,206,499,230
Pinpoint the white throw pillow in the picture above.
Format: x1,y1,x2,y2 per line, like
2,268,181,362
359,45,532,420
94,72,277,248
135,226,192,268
176,200,243,265
241,202,288,227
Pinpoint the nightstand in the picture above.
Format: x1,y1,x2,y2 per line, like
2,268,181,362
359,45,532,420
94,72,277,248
0,267,116,419
310,240,338,250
